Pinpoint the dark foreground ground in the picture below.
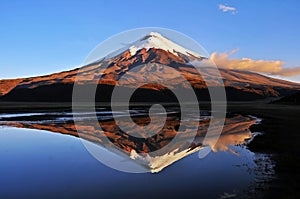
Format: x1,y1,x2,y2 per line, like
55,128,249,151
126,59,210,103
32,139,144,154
0,101,299,198
226,102,300,199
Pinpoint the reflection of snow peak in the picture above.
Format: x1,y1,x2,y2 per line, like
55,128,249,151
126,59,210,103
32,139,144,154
128,32,204,58
130,146,202,173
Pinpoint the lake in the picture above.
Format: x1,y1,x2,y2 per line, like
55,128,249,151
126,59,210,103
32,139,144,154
0,108,274,199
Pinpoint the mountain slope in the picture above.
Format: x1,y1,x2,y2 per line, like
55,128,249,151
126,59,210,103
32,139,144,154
1,32,300,102
272,91,300,105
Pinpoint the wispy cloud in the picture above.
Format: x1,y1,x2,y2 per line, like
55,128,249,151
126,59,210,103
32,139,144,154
218,4,237,14
210,49,300,77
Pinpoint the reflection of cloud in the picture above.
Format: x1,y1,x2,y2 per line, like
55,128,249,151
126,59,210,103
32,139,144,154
211,132,252,152
218,4,237,14
211,49,300,77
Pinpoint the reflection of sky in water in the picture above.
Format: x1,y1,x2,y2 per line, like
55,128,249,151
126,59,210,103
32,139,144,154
0,109,208,124
0,127,261,199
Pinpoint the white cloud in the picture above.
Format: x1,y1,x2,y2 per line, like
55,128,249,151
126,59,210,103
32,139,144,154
218,4,237,14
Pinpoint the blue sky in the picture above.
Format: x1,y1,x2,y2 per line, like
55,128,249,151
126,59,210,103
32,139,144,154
0,0,300,82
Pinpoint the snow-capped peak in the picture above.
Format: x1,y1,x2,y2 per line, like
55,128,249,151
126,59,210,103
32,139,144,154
128,32,204,59
147,31,163,37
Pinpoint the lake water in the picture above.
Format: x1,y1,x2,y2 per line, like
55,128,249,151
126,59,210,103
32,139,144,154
0,109,275,199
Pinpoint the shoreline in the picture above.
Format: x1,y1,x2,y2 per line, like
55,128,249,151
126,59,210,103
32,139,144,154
226,103,300,199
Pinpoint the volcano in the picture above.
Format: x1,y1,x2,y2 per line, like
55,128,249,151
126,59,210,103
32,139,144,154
1,32,299,102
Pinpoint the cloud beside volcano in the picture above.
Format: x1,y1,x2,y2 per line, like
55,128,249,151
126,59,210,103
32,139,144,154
211,49,300,77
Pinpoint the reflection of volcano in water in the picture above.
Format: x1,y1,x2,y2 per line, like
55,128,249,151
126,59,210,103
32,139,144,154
0,108,256,172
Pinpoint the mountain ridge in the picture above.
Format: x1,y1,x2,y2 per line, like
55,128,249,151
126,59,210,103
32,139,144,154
1,32,300,102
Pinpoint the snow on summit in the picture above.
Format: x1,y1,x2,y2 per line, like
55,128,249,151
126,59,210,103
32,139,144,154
105,32,205,60
128,32,204,58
